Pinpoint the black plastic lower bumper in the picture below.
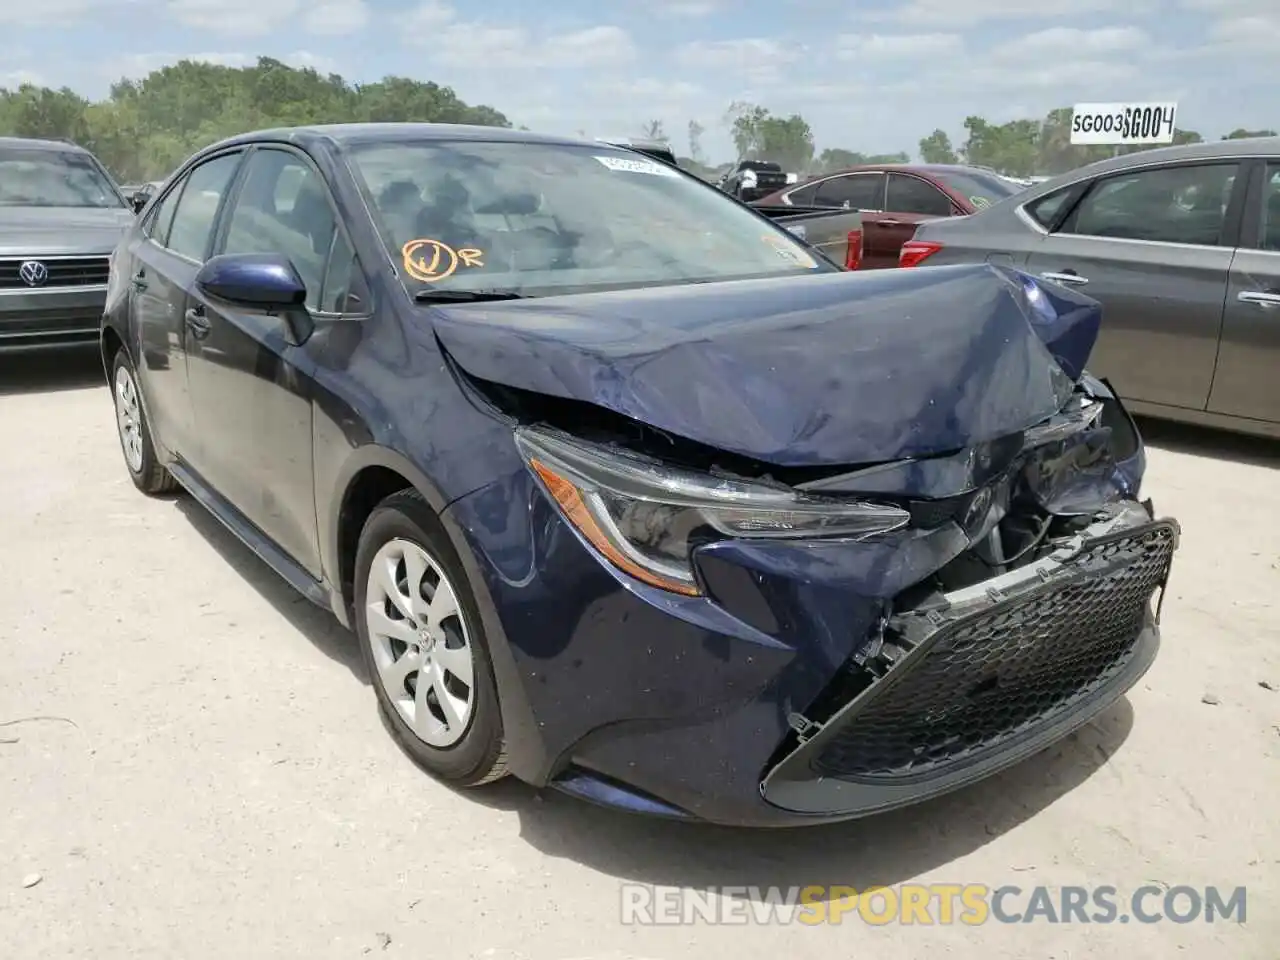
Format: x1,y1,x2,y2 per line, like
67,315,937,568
761,509,1178,818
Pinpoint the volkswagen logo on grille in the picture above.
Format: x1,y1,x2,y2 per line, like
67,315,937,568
18,260,49,287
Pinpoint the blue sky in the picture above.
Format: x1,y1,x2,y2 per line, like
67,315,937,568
8,0,1279,162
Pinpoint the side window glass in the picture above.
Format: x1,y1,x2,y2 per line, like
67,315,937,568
1065,163,1240,246
1025,188,1072,229
221,149,336,311
1261,164,1280,252
814,174,884,210
785,183,818,206
145,181,182,246
886,174,954,216
318,229,370,314
167,152,242,261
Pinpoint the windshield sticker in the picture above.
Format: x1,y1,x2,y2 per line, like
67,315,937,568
593,155,679,177
970,195,991,209
402,239,485,283
761,234,818,269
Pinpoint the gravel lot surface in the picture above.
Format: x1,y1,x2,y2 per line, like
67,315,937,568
2,350,1277,959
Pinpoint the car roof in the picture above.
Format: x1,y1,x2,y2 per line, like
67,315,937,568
202,122,603,155
0,135,90,154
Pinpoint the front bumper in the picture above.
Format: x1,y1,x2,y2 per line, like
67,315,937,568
761,507,1177,818
0,284,108,351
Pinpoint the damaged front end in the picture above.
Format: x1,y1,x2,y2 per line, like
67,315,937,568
430,265,1180,821
760,376,1179,815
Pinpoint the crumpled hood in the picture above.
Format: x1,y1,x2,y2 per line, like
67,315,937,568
430,263,1102,467
0,206,134,256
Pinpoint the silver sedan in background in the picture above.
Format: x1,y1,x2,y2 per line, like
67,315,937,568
903,137,1280,438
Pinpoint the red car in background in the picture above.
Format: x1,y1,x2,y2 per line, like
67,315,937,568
754,164,1023,268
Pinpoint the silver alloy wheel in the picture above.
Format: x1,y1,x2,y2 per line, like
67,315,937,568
365,538,476,748
114,364,145,473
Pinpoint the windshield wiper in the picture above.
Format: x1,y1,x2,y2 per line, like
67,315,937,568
413,289,527,303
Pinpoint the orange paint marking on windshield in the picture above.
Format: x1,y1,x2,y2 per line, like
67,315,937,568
402,239,487,282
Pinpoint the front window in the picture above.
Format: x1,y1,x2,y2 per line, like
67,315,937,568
0,147,124,209
347,140,831,297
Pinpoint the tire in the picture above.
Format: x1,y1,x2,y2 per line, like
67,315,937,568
110,348,178,496
354,489,508,785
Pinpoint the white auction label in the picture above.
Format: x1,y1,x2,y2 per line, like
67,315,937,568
1070,102,1178,145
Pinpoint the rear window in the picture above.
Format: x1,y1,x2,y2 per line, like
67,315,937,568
932,171,1020,210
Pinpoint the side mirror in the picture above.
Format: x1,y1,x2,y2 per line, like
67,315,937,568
195,253,314,345
129,191,149,214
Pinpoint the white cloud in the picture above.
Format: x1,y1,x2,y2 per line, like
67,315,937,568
654,0,723,14
164,0,300,36
6,0,138,27
402,4,635,68
1206,14,1280,50
883,0,1155,27
674,38,801,86
835,33,964,61
0,69,44,88
993,26,1154,61
303,0,369,35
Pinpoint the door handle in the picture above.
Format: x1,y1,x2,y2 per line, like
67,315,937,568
1040,271,1089,285
1237,290,1280,307
184,306,211,339
130,270,148,291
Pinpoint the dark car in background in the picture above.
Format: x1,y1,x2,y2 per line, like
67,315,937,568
102,123,1178,827
0,136,135,352
904,138,1280,438
717,159,789,202
756,164,1022,268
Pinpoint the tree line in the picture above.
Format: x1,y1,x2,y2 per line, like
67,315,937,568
0,57,510,183
2,58,1275,183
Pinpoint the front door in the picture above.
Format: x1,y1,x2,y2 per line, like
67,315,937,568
184,146,338,576
1022,160,1241,410
1208,160,1280,423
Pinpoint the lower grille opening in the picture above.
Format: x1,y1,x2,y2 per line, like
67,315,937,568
808,520,1175,783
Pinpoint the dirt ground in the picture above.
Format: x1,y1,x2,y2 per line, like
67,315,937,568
1,350,1277,960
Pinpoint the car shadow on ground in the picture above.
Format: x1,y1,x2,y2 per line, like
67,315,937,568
1135,416,1280,469
172,496,369,684
467,700,1133,895
0,346,104,396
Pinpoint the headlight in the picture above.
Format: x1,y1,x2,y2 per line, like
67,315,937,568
516,428,911,596
741,170,758,187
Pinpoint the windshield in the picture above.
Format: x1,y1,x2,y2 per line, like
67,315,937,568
348,140,830,296
932,170,1020,210
0,148,125,208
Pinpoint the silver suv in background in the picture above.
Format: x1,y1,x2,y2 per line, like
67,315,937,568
0,137,135,352
901,137,1280,438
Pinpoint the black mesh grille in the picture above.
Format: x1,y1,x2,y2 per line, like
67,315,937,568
0,257,110,289
814,523,1176,782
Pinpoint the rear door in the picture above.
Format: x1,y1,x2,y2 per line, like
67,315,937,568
1021,160,1242,410
875,173,958,267
1208,159,1280,423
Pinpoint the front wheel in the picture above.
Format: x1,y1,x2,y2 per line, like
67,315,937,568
354,490,508,785
111,348,177,495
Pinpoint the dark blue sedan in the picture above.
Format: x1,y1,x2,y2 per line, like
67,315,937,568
101,124,1179,826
